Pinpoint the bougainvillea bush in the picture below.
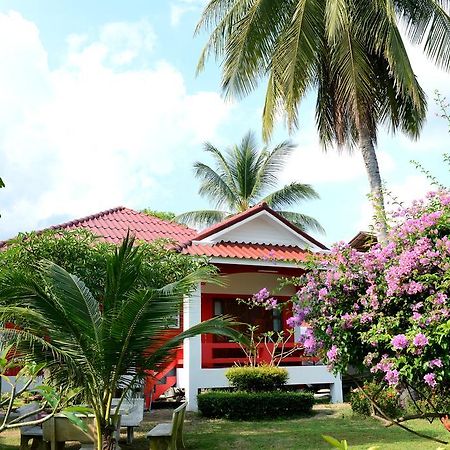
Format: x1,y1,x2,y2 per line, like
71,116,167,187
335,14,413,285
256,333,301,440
291,190,450,408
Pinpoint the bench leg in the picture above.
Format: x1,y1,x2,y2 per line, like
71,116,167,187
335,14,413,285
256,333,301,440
177,433,186,450
20,435,30,450
126,427,134,444
149,437,169,450
30,437,43,450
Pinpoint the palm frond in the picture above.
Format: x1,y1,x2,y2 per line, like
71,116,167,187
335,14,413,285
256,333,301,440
253,139,296,197
103,232,141,316
277,210,325,235
41,261,102,348
328,3,377,139
271,0,323,134
231,131,262,208
140,315,246,372
262,182,320,209
194,161,238,209
395,0,450,70
203,142,239,194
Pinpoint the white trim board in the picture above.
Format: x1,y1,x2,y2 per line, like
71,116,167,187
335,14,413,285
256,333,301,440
196,210,323,252
209,256,305,269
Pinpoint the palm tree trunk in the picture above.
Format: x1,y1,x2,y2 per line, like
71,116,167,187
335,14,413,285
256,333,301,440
358,124,388,244
95,414,117,450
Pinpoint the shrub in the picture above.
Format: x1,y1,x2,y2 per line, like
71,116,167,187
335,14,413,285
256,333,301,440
350,382,401,418
225,365,288,392
197,390,314,420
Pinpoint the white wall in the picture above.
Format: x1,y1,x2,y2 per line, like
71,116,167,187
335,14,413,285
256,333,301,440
209,214,306,247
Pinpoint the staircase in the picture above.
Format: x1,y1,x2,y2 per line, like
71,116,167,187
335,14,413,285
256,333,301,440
144,358,179,409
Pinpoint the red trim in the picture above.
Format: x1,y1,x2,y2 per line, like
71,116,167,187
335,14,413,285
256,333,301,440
200,293,318,368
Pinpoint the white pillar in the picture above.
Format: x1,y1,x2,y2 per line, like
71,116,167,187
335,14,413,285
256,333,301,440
183,284,202,411
330,374,343,403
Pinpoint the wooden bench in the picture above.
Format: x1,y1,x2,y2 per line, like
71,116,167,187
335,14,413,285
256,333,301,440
16,402,44,450
146,402,187,450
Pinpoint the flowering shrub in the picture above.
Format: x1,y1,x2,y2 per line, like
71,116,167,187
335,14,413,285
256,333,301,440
350,382,401,418
290,190,450,402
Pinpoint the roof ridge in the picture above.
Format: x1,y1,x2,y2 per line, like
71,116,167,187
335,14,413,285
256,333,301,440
140,211,197,231
50,206,127,230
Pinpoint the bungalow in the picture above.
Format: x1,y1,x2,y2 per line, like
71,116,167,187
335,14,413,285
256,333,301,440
2,203,343,411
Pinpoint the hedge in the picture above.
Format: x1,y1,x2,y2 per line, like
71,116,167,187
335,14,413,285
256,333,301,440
225,365,288,392
197,390,314,420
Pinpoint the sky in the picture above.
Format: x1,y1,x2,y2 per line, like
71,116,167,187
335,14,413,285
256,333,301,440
0,0,449,246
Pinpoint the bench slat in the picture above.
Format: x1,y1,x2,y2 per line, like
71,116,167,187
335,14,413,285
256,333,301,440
147,423,172,438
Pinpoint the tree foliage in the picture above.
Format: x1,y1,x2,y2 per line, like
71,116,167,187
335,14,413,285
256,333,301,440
289,190,450,423
141,209,176,222
0,229,206,299
0,235,241,449
176,131,323,233
195,0,450,240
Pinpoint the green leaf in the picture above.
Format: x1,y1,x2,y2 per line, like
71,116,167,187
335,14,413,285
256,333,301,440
322,435,347,449
60,411,89,432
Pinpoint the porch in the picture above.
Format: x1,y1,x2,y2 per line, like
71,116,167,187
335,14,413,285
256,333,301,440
180,267,343,411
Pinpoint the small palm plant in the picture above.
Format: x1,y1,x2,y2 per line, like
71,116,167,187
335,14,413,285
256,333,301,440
0,235,240,450
176,131,323,233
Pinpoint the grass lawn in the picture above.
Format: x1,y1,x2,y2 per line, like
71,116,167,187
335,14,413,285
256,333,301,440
1,404,449,449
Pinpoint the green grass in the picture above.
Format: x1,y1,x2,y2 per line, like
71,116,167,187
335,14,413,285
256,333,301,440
1,404,449,449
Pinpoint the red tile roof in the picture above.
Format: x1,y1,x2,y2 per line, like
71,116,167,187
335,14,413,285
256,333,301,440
192,202,328,250
1,204,325,265
51,206,197,245
181,241,308,262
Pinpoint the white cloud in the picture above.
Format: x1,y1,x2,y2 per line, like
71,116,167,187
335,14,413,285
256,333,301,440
170,0,207,27
0,11,231,239
355,174,434,234
406,42,450,95
280,133,395,186
66,19,156,68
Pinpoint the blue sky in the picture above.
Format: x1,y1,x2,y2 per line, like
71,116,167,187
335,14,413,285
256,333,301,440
0,0,449,245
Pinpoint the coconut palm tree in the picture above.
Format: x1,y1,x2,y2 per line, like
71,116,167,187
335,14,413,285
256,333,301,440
0,234,240,450
196,0,450,241
176,131,323,233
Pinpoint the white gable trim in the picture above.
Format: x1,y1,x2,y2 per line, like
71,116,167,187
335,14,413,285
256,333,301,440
196,210,323,252
209,256,305,269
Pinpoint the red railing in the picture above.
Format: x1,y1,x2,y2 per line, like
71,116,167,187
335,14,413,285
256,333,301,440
202,342,320,368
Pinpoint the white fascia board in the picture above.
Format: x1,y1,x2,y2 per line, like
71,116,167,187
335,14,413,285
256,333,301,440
198,210,324,252
209,256,306,269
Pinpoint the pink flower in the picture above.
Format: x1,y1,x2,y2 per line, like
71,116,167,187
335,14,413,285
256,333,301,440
327,345,338,362
391,334,408,350
254,288,270,302
413,333,429,347
385,369,399,386
286,316,301,328
318,288,328,300
423,373,437,388
429,359,443,368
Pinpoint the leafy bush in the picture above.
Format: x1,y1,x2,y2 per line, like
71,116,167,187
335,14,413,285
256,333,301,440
225,365,288,392
350,382,401,418
197,390,314,420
